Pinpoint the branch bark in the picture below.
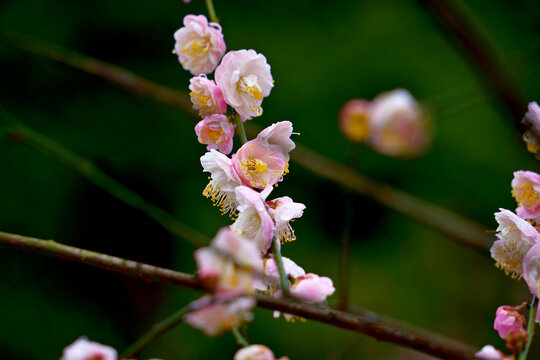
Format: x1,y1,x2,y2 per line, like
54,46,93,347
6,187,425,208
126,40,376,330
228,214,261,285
0,230,477,360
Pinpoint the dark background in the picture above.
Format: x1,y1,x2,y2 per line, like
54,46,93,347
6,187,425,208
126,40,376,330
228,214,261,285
1,0,539,358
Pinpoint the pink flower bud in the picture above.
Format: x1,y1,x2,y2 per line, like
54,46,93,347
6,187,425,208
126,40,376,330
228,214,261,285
338,99,372,142
494,305,526,339
195,114,235,154
234,345,290,360
522,102,540,155
173,15,226,75
475,345,510,360
289,273,335,303
189,75,227,117
512,170,540,222
215,50,274,121
62,337,117,360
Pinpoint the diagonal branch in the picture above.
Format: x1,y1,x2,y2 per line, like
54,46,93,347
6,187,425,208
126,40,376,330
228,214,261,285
0,230,477,360
0,30,493,253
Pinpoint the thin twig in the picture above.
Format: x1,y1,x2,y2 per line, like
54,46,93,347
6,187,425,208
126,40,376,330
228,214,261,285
0,230,478,360
232,327,250,348
519,295,538,360
0,107,208,248
204,0,219,24
271,237,290,298
0,30,493,253
232,112,248,145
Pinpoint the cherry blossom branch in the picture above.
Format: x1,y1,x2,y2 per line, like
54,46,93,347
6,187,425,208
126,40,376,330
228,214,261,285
417,0,526,131
0,230,478,360
0,30,493,253
519,296,538,360
120,303,193,359
0,107,209,248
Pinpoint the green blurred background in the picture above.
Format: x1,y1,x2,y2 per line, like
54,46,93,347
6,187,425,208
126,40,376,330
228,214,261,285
1,0,540,358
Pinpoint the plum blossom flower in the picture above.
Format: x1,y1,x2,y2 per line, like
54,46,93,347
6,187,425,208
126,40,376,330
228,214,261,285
62,337,117,360
195,114,235,154
173,15,226,75
266,196,305,244
257,255,305,291
215,50,274,121
369,89,430,159
338,99,372,143
195,228,262,295
475,345,511,360
494,305,526,339
189,75,227,117
289,273,335,303
523,245,540,324
184,295,255,336
234,345,290,360
522,102,540,156
512,170,540,222
230,186,274,253
256,121,296,161
490,209,540,278
232,139,288,189
201,149,243,216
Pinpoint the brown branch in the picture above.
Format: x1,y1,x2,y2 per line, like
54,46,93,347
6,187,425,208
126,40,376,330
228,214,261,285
0,30,493,253
0,230,477,360
417,0,527,131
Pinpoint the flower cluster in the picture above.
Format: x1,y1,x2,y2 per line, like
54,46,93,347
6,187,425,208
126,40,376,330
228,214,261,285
338,89,431,159
478,169,540,358
172,13,335,352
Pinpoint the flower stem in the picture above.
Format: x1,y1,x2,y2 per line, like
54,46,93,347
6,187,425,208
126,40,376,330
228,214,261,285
233,112,248,145
120,304,193,359
271,237,290,298
519,295,538,360
0,106,208,247
204,0,219,23
232,327,250,347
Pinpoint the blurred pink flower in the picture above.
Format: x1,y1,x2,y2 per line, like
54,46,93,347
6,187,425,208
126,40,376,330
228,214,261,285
215,49,274,121
522,102,540,155
512,170,540,222
258,255,305,291
231,186,275,253
491,208,539,278
256,121,296,161
338,99,372,143
173,14,226,75
475,345,511,360
523,245,540,324
62,337,117,360
369,89,430,159
189,75,227,117
232,139,288,189
266,196,305,244
234,345,290,360
289,273,335,303
195,114,235,154
185,296,255,336
494,305,526,339
195,228,262,295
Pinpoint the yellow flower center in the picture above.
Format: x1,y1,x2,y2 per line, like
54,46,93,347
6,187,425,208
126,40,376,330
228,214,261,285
513,183,540,210
183,37,210,58
237,74,263,101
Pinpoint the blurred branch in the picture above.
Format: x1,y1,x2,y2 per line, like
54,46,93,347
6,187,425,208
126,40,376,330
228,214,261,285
0,107,209,248
0,30,493,253
0,230,478,360
417,0,526,132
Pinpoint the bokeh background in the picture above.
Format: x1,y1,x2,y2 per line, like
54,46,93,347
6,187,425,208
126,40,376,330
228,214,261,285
1,0,540,358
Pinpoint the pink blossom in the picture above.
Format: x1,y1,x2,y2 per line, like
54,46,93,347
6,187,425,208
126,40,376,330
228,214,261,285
369,89,430,158
230,186,275,254
234,345,290,360
338,99,372,143
173,14,226,75
494,305,526,339
289,273,335,303
475,345,510,360
522,102,540,155
512,170,540,222
195,114,235,154
215,50,274,121
491,208,540,278
258,255,305,291
184,296,255,336
266,196,305,244
189,75,227,117
62,337,117,360
523,245,540,324
195,228,262,295
256,121,296,161
232,139,288,189
201,149,242,216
